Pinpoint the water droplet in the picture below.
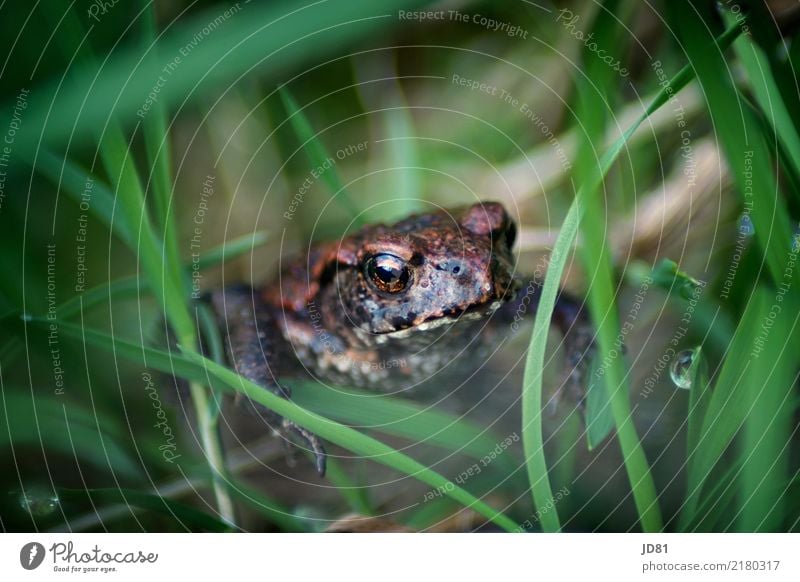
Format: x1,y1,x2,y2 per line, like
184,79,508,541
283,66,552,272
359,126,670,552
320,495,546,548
20,313,32,322
791,225,800,253
670,349,698,390
738,213,755,237
18,486,60,517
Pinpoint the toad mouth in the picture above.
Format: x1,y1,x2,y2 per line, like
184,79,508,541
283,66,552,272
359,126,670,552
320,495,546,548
380,298,506,339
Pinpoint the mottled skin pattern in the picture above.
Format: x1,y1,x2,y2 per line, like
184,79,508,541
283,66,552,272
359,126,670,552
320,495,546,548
208,202,593,475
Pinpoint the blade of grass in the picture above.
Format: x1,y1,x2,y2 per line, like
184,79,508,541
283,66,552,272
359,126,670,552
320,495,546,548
54,231,268,321
685,348,711,461
521,199,581,532
678,293,767,527
198,230,269,271
682,457,741,531
196,302,225,422
141,2,184,294
603,21,743,168
643,259,734,356
35,2,245,523
57,488,232,532
684,319,796,532
279,87,361,222
97,125,185,314
293,382,519,475
547,0,664,532
671,0,800,528
97,122,235,525
372,70,425,221
323,457,374,517
403,464,528,531
725,11,800,188
550,408,581,519
223,478,309,532
669,1,796,309
738,293,795,531
384,109,419,205
51,436,288,533
520,17,745,534
0,390,141,480
35,150,135,248
7,1,436,152
681,287,798,527
585,352,615,450
51,320,518,532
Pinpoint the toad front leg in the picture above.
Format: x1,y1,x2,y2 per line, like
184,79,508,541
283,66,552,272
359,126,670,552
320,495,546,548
207,285,327,476
501,278,596,410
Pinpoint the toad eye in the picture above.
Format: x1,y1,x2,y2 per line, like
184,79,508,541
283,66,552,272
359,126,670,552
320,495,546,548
364,253,411,294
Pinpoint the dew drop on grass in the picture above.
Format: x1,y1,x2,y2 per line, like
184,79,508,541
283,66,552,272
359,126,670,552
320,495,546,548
737,213,755,237
670,349,697,390
18,486,60,517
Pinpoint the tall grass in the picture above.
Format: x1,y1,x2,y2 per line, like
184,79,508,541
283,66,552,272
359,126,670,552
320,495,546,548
1,0,797,532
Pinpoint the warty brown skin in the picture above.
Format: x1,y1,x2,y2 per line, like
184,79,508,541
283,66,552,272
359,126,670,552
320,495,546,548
208,202,593,475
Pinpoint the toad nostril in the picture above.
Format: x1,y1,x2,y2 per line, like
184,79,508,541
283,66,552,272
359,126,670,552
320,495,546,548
449,260,468,275
436,260,466,274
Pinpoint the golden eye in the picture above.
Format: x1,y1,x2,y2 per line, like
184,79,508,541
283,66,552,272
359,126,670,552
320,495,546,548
365,254,411,293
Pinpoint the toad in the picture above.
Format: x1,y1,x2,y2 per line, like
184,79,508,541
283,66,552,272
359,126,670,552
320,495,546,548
207,202,593,475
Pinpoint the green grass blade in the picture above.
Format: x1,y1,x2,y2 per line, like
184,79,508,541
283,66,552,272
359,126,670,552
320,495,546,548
518,12,745,535
686,348,711,460
223,478,310,532
727,11,800,187
668,2,795,295
521,200,581,532
34,150,135,249
51,320,518,532
141,1,184,295
573,0,662,531
6,1,435,152
293,382,519,475
185,362,519,533
607,20,743,167
323,457,374,517
384,107,419,204
0,390,141,480
279,87,361,221
54,231,269,321
403,463,528,531
684,458,742,531
97,124,192,340
372,83,425,221
57,488,232,532
98,121,233,524
679,293,766,527
738,295,795,531
198,231,269,271
584,354,615,450
56,277,142,321
26,0,235,522
196,302,225,422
